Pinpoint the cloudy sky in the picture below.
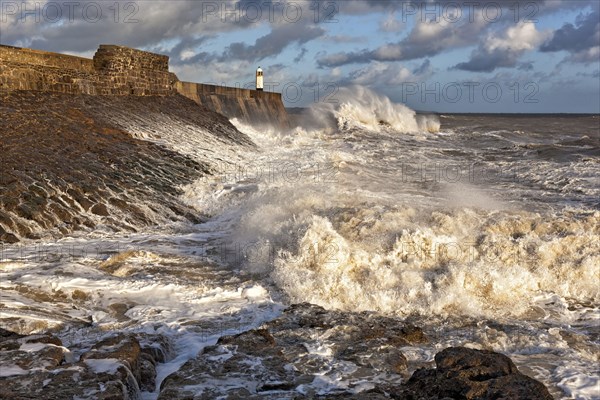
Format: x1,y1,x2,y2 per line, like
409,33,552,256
1,0,599,112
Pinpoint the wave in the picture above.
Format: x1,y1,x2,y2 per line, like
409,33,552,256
227,184,599,319
216,104,599,321
270,207,599,318
302,85,440,134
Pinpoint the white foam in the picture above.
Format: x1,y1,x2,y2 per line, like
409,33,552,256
303,85,440,134
83,358,122,374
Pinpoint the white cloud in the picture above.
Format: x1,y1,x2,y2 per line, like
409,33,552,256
484,22,549,53
454,22,551,72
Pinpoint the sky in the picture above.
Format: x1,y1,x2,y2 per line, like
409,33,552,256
1,0,599,112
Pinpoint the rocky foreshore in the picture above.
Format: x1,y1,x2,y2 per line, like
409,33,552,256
0,303,554,399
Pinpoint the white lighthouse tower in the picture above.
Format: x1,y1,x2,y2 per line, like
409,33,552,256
256,67,263,91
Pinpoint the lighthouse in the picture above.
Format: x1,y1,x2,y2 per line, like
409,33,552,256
256,67,263,91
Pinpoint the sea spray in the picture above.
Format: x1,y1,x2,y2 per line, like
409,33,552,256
302,85,440,133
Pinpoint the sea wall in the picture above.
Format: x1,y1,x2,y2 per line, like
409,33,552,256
0,44,289,127
175,81,289,129
0,45,97,94
0,44,177,96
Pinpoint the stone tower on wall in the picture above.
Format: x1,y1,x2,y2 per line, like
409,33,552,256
92,45,178,96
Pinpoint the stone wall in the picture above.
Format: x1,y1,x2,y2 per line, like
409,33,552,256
175,81,290,129
0,45,98,94
0,44,289,127
92,45,177,96
0,45,94,70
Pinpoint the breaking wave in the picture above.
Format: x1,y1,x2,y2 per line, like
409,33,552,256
270,207,599,318
303,85,440,133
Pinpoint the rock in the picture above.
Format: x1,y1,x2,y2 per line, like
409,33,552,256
0,331,173,399
108,303,133,322
82,334,143,387
396,346,554,400
158,303,427,399
0,231,19,243
157,306,555,400
0,366,130,400
90,203,110,216
139,352,157,392
137,333,175,364
0,331,66,372
0,327,24,342
71,289,89,301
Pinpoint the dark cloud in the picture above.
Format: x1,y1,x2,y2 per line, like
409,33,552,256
222,23,324,62
317,17,487,67
3,0,277,53
541,11,599,52
413,59,431,75
518,62,534,71
540,10,600,64
150,36,214,63
577,70,600,78
334,0,595,16
2,0,597,62
453,49,520,72
315,0,598,68
294,47,308,63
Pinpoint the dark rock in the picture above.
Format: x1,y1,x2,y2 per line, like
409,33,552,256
90,203,110,216
137,334,175,364
0,231,19,243
156,306,555,400
108,303,133,321
139,352,157,392
0,327,23,341
217,328,277,352
0,332,66,381
395,346,554,400
0,366,131,400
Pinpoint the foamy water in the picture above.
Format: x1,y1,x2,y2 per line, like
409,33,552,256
1,86,598,399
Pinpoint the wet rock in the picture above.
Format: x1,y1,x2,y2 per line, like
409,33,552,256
137,334,175,364
139,352,157,391
0,230,19,243
81,334,143,386
396,346,554,400
108,303,133,321
0,331,173,399
158,303,427,399
0,331,71,399
90,203,110,216
71,289,89,301
0,327,23,342
157,305,555,399
1,91,248,243
0,366,132,400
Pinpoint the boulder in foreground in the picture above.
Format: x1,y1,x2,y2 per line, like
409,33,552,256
395,346,554,400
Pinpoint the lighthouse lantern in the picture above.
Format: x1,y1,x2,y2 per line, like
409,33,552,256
256,67,263,91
